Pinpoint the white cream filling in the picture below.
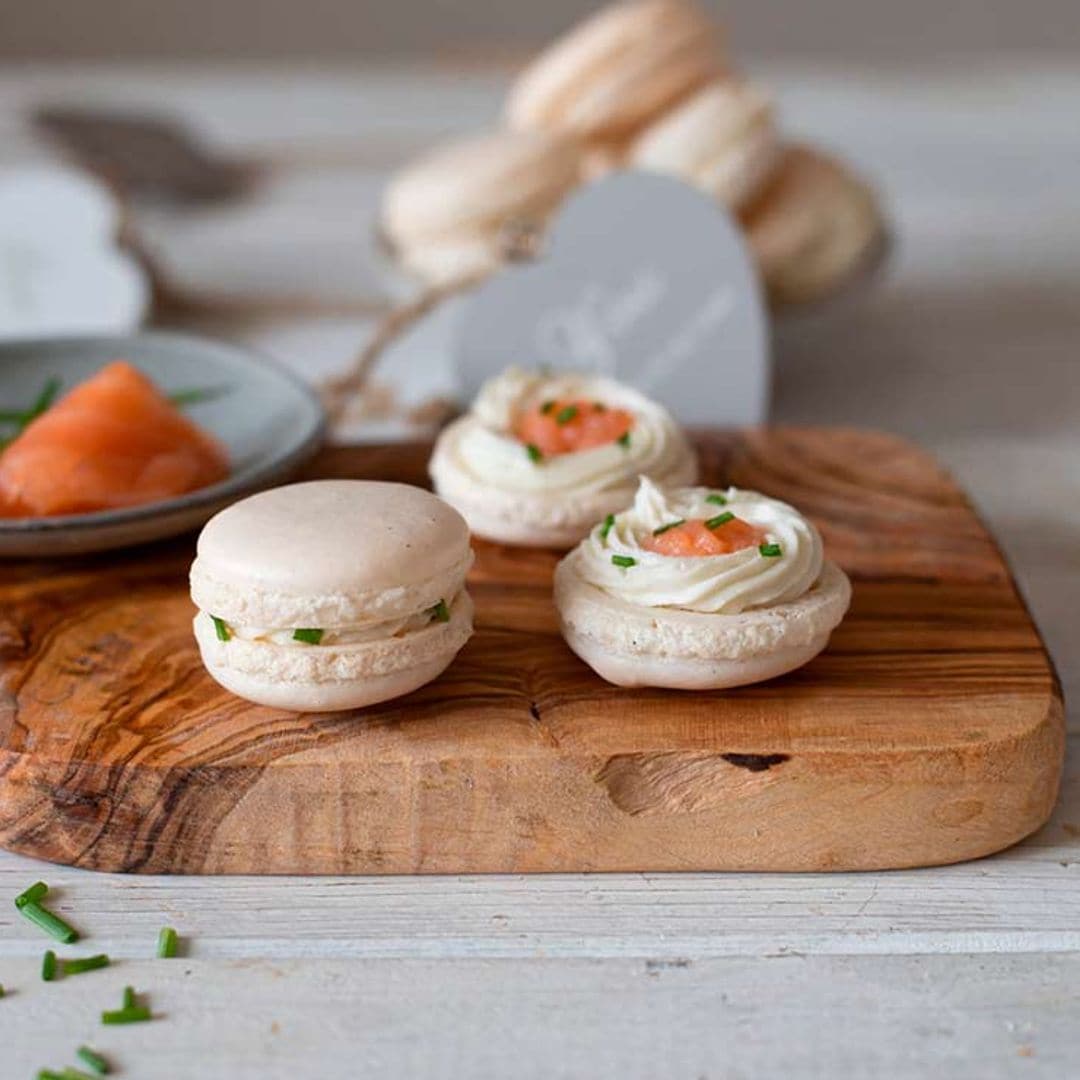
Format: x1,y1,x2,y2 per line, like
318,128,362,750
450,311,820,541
574,477,824,614
439,367,693,498
218,593,459,648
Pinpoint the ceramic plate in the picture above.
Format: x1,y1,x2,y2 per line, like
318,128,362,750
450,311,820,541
0,332,325,557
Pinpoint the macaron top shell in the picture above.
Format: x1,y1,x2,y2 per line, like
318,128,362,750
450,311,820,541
191,480,472,627
505,0,724,141
381,129,583,249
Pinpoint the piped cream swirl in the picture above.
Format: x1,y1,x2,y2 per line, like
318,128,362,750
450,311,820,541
432,367,696,499
574,477,824,614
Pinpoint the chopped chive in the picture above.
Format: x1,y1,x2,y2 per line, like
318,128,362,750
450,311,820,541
63,954,110,976
42,949,57,981
540,400,555,415
36,1071,65,1080
157,926,179,959
555,404,578,425
0,984,5,997
611,555,636,568
428,599,450,624
292,628,324,645
62,1068,99,1080
705,511,735,530
211,616,231,642
21,902,78,944
759,542,783,557
122,986,136,1010
167,385,229,408
525,443,543,464
616,432,631,448
652,519,685,536
76,1047,109,1075
101,1006,152,1025
15,881,49,909
28,377,62,420
599,514,615,542
705,493,728,506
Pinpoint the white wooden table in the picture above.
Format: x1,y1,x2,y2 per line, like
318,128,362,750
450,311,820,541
1,61,1078,1078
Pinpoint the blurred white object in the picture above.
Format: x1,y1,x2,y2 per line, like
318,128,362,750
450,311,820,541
0,166,149,340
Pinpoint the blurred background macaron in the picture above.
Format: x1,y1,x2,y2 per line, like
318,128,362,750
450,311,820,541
379,128,584,288
504,0,725,155
190,480,474,712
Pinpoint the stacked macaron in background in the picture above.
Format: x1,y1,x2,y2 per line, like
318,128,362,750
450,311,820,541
380,0,886,306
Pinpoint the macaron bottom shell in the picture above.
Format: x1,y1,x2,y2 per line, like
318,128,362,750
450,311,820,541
553,557,851,690
192,592,473,713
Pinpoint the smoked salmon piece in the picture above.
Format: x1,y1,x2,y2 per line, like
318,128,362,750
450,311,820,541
0,361,229,518
643,515,767,557
515,398,633,457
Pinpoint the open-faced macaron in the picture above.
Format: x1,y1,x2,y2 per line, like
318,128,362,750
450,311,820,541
430,367,697,548
554,476,850,688
190,480,474,711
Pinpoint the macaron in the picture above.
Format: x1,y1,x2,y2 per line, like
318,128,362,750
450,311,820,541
628,79,782,211
380,129,584,287
190,480,474,712
430,367,698,548
554,477,851,689
742,144,887,307
504,0,725,148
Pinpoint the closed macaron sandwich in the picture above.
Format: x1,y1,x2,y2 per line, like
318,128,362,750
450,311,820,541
190,480,474,712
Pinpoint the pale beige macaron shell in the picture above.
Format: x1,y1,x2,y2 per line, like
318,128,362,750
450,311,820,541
505,0,725,143
742,144,886,306
628,80,782,210
191,479,472,628
381,129,583,285
555,554,851,689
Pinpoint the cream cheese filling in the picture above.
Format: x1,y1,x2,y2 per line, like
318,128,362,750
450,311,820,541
574,477,824,615
214,591,461,648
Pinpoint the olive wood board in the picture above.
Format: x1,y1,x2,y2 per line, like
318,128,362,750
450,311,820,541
0,429,1064,874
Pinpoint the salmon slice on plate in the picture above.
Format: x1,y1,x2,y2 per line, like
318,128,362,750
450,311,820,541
0,361,229,518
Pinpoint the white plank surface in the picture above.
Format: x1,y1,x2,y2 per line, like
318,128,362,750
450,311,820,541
1,61,1079,1077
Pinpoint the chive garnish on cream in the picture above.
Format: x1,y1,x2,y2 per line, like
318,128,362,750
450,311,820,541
42,949,57,981
611,555,636,568
705,493,728,506
122,986,136,1010
157,926,179,958
555,404,578,425
599,514,615,542
705,511,735,530
525,443,543,464
616,432,631,448
76,1046,109,1075
60,1067,98,1080
211,616,231,642
428,599,450,623
652,519,685,536
292,628,324,645
759,543,783,557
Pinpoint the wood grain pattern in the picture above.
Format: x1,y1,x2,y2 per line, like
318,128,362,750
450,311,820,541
0,429,1064,874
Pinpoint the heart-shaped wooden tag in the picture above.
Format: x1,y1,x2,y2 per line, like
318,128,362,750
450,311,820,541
454,171,770,424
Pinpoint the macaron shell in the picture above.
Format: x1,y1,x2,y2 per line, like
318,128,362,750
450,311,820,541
193,591,473,712
742,144,886,306
554,555,851,687
505,0,725,141
191,480,473,627
382,130,583,249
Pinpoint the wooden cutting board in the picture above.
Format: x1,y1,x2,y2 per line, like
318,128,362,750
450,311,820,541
0,429,1064,874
